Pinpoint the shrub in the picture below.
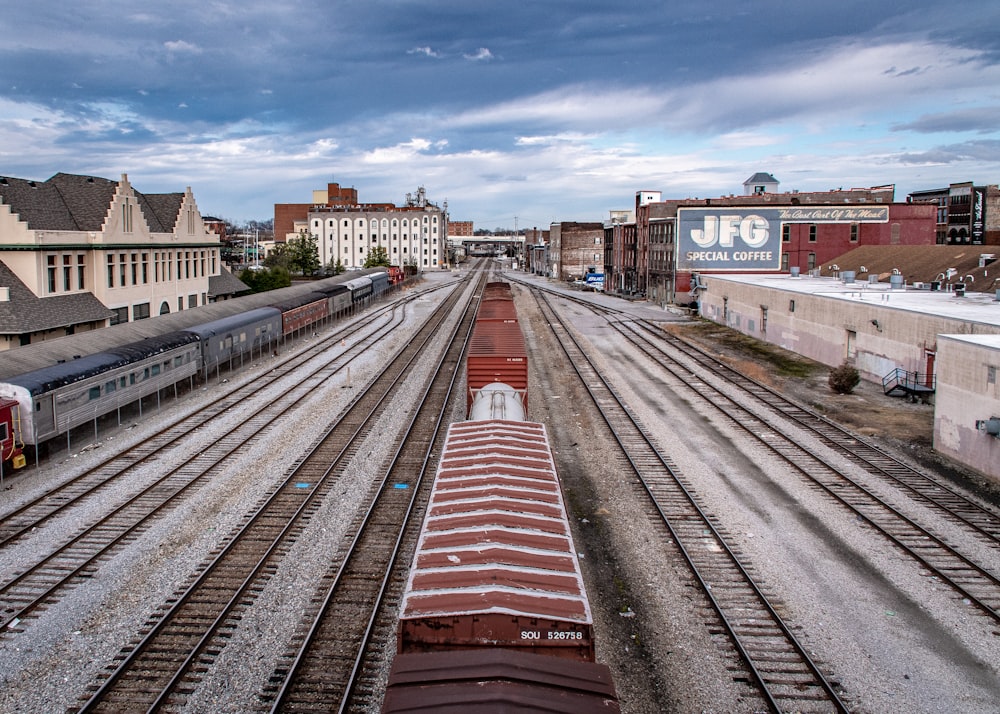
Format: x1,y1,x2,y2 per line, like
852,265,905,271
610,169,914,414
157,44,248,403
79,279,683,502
828,362,861,394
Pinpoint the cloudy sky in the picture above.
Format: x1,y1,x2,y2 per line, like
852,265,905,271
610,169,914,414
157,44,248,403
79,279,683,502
2,1,999,229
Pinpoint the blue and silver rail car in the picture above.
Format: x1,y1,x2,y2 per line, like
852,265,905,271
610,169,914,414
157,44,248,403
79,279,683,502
0,331,201,446
183,307,282,377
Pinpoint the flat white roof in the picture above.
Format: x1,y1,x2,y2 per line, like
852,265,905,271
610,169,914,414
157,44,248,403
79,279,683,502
938,333,1000,351
702,273,1000,331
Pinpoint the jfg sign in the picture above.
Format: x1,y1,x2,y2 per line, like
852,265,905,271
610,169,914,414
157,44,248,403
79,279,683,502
676,205,888,271
677,208,783,271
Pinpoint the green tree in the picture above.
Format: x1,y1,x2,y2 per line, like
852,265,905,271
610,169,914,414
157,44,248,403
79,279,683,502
238,266,292,293
263,243,290,271
364,245,391,268
287,230,321,276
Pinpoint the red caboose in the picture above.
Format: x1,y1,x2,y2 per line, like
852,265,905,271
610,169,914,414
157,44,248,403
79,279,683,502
388,266,404,285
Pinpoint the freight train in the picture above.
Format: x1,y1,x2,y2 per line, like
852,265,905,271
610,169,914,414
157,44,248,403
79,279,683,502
381,281,620,712
0,271,392,469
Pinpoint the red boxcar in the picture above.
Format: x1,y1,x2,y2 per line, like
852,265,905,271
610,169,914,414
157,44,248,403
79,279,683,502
397,420,595,662
466,320,527,417
382,649,620,713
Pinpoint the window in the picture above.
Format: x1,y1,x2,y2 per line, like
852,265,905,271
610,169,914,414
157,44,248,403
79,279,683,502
807,253,816,270
105,380,116,393
63,255,71,291
782,224,791,242
107,255,114,287
808,225,817,242
89,386,101,400
111,306,128,325
789,299,796,313
119,254,127,286
142,253,149,283
131,253,138,285
133,302,150,320
989,366,997,386
47,255,56,293
122,197,134,233
850,223,859,242
781,253,789,270
77,255,85,290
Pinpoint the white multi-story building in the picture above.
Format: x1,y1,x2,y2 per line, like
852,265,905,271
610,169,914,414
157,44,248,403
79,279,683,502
305,187,447,270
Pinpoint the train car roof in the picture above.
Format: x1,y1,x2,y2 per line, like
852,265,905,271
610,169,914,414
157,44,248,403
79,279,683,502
266,291,327,312
4,352,131,395
0,272,370,379
382,650,620,713
343,276,373,290
182,307,280,338
400,419,591,623
105,330,202,361
4,330,202,395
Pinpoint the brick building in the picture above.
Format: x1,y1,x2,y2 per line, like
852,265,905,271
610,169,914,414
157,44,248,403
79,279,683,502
907,182,1000,246
605,179,937,305
549,222,604,282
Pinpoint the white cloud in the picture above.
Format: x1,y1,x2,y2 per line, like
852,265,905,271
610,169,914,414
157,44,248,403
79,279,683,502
463,47,494,61
164,40,202,54
408,46,442,59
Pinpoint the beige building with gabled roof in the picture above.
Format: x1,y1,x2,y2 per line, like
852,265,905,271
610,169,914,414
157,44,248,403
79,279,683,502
0,172,242,351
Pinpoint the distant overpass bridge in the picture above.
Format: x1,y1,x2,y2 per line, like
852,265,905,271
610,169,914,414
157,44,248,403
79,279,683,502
450,234,525,256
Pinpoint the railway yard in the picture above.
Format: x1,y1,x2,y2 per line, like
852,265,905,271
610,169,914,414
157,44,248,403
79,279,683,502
1,265,999,713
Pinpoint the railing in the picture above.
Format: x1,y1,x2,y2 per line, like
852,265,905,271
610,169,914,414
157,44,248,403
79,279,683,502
882,368,936,395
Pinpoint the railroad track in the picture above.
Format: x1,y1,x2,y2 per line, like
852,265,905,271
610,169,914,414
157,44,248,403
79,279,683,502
531,287,850,714
0,294,425,548
0,297,426,634
607,317,1000,619
516,281,1000,623
261,271,487,713
620,316,1000,548
71,272,477,712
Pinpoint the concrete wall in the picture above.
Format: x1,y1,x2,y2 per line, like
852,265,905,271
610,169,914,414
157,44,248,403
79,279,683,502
698,277,1000,384
934,335,1000,481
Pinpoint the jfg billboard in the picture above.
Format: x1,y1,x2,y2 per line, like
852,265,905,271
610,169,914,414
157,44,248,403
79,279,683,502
677,206,889,271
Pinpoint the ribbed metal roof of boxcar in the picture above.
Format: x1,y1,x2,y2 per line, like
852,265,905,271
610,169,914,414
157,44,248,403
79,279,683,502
382,650,620,713
467,319,526,357
475,298,518,322
401,419,591,623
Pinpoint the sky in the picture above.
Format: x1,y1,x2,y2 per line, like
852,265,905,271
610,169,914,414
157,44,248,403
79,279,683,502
2,1,999,230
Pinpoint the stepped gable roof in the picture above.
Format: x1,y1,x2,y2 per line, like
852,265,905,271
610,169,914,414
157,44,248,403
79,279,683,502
139,191,184,233
0,172,185,234
0,175,80,230
0,260,114,334
46,173,119,231
820,244,1000,294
